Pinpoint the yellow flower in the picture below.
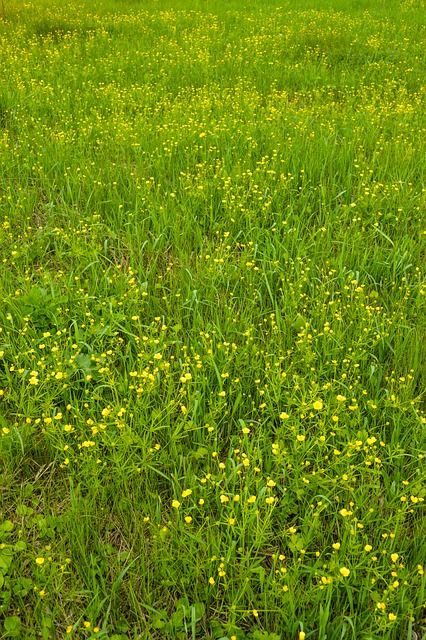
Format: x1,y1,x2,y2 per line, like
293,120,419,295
364,544,372,552
184,516,192,524
209,577,215,585
66,626,73,634
296,434,306,442
280,412,289,420
332,542,341,550
252,609,259,617
181,489,192,498
339,508,352,517
336,395,346,402
388,613,397,621
247,495,256,504
391,553,399,563
377,602,386,610
35,557,45,565
313,400,323,410
299,633,306,640
339,567,350,577
220,495,229,503
172,500,180,509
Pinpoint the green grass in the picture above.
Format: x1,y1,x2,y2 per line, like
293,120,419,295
0,0,425,638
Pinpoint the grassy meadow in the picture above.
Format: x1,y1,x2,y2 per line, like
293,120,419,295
1,0,426,637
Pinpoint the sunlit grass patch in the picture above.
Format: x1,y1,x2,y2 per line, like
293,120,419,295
0,0,425,637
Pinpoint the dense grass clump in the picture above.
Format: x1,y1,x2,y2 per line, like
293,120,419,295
0,0,425,638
